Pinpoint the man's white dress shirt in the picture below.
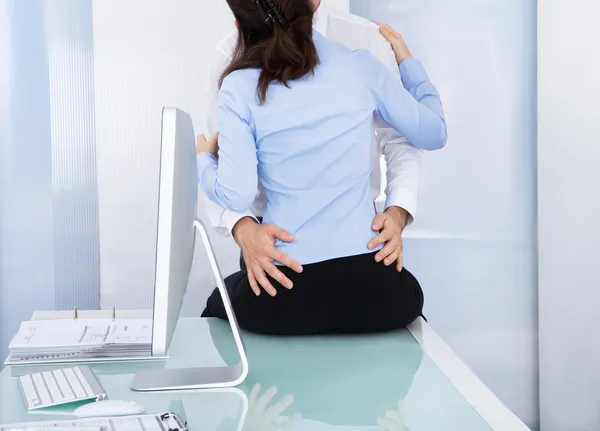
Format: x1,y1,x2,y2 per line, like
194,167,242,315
200,1,423,236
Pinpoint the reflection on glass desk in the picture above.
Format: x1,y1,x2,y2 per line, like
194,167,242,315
0,317,530,430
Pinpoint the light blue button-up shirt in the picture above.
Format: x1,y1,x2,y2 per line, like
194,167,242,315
198,30,446,265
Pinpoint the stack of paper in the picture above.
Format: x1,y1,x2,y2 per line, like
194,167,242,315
1,412,187,431
7,319,153,363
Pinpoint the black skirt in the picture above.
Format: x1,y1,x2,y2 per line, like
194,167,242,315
202,251,424,336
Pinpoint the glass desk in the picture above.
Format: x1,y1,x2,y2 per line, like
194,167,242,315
0,317,530,430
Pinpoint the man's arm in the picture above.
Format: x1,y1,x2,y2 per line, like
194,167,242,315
368,117,424,271
377,118,424,222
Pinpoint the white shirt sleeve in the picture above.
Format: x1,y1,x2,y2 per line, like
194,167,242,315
325,11,425,221
374,115,423,222
200,32,258,236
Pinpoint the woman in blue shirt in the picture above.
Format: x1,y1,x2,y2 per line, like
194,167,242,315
198,0,446,335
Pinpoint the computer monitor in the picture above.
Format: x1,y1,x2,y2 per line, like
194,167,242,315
131,107,248,391
150,107,197,357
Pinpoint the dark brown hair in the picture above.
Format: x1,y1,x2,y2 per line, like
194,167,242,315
220,0,319,104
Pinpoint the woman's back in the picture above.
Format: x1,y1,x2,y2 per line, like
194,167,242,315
199,1,445,268
219,32,382,265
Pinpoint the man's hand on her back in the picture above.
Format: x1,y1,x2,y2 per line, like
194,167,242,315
232,217,303,297
368,206,410,272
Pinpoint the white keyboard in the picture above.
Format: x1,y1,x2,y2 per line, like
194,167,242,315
18,366,107,410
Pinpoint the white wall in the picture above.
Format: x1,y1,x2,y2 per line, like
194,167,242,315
326,0,349,11
538,1,600,430
92,0,240,310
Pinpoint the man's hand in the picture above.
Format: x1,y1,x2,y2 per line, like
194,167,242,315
368,206,410,272
233,217,303,297
196,133,219,155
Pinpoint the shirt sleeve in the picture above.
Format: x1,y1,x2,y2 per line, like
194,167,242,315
198,76,259,213
374,115,423,222
363,52,448,151
199,35,259,235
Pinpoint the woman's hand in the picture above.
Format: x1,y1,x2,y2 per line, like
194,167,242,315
379,24,412,64
196,133,219,156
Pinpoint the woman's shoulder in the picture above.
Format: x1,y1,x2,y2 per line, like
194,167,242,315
317,32,379,66
222,68,260,87
220,68,260,100
318,38,380,76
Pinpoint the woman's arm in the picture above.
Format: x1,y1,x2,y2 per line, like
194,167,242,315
197,76,259,212
361,26,447,151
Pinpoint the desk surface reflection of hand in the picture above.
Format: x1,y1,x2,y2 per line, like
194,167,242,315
371,400,407,431
242,383,302,431
207,318,423,428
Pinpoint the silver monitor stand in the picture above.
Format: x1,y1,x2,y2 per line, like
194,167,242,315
130,107,248,391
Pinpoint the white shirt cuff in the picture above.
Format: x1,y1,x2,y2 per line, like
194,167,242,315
222,210,258,237
385,187,418,225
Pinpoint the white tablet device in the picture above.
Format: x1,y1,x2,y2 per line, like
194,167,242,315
131,107,248,391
